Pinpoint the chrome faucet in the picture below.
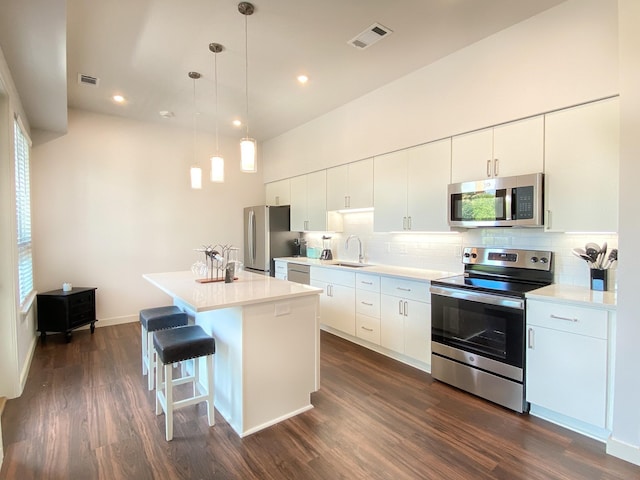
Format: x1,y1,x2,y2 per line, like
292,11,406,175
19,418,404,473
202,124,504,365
345,235,364,263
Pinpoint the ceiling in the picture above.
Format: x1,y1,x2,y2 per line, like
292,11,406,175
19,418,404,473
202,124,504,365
1,0,567,142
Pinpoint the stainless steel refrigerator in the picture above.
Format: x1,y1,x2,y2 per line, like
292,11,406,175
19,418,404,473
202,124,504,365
244,205,298,276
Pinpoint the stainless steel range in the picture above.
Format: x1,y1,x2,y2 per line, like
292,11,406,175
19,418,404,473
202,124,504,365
430,247,553,412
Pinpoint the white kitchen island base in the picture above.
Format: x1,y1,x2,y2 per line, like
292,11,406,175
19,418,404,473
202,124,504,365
144,271,321,437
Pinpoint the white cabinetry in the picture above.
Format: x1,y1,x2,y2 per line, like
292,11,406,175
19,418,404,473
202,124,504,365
355,273,381,345
451,116,544,183
326,158,374,211
310,267,355,335
526,299,609,429
544,97,619,233
374,138,451,232
290,171,327,231
274,260,287,280
265,179,291,206
380,277,431,364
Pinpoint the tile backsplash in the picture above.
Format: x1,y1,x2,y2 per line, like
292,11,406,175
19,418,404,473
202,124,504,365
302,212,618,290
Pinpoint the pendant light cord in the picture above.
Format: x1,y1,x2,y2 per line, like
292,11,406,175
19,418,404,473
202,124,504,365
244,12,250,139
214,51,220,153
193,76,197,163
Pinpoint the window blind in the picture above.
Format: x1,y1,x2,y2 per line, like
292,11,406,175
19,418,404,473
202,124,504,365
14,116,33,307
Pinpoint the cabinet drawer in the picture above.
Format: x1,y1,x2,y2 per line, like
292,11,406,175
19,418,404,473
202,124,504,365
527,300,608,339
356,273,380,292
381,277,430,303
356,289,380,317
310,266,355,287
70,309,95,328
69,290,94,308
356,314,380,345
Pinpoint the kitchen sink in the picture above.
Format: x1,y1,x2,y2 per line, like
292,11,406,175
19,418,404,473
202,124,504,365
331,262,369,268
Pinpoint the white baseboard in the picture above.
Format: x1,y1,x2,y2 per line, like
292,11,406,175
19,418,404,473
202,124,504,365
607,437,640,467
75,314,138,330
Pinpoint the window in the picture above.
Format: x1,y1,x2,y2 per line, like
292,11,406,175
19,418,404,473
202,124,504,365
14,115,33,307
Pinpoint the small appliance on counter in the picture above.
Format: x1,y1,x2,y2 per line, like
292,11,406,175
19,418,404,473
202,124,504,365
320,235,333,260
292,237,307,257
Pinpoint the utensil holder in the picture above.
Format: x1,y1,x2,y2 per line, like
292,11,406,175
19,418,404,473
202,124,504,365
590,269,608,291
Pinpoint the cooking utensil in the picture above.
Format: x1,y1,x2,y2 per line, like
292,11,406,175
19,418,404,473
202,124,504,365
602,248,618,269
585,244,600,264
572,248,595,267
597,242,607,269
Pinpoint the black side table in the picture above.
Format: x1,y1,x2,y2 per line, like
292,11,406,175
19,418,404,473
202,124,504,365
36,287,97,343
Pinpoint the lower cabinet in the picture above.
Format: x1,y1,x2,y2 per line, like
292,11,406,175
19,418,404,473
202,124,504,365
380,277,431,364
355,273,381,345
274,260,287,280
310,267,356,336
526,299,609,429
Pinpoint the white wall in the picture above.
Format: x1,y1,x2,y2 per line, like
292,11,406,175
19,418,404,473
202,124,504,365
608,0,640,463
263,0,618,183
31,109,264,325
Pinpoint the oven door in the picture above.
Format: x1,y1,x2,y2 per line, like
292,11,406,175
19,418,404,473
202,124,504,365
430,285,525,371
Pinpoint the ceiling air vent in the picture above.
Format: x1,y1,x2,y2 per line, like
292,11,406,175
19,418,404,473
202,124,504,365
348,23,393,50
78,73,99,87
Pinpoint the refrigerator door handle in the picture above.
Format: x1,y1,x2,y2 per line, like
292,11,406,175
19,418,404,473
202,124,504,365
248,209,256,264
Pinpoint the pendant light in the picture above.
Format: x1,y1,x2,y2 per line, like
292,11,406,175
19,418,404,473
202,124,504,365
209,43,225,183
239,2,257,173
189,71,203,189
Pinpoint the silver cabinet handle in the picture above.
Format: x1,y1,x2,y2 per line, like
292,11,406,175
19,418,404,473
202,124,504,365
361,301,373,306
404,301,409,317
397,287,411,292
487,159,492,177
494,158,499,176
550,314,578,323
528,328,535,349
402,216,407,230
398,300,404,315
545,210,551,230
360,281,373,285
361,326,374,332
407,216,412,230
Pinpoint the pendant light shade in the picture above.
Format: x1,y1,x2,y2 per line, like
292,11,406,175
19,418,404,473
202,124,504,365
239,2,257,173
188,71,202,189
209,43,225,183
210,155,225,182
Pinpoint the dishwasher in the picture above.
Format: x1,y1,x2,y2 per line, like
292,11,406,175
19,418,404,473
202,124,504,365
287,263,310,285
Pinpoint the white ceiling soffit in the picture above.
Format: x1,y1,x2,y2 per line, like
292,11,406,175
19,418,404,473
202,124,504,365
0,0,67,135
2,0,567,141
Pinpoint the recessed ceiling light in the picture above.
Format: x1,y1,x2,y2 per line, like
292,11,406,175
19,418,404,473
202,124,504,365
112,94,125,103
297,75,309,84
233,119,242,127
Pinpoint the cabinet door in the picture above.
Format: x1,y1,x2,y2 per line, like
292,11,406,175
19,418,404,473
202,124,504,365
289,175,308,231
312,280,355,335
265,179,291,206
407,139,451,232
404,299,431,363
544,98,619,233
380,294,405,353
492,115,543,178
326,164,349,211
306,170,327,231
451,127,493,183
347,158,374,209
526,325,607,427
373,150,408,232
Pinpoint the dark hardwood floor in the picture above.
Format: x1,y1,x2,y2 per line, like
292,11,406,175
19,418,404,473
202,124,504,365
1,323,638,479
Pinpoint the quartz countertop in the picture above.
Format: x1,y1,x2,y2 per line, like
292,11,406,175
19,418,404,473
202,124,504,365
143,270,322,313
526,284,617,310
276,257,457,283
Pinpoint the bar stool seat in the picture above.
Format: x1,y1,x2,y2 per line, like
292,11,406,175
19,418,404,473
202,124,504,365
140,306,188,390
154,325,216,441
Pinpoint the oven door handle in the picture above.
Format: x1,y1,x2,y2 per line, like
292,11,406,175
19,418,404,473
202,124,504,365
429,286,524,310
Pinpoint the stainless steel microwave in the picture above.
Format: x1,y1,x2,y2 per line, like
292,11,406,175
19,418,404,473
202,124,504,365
448,173,544,228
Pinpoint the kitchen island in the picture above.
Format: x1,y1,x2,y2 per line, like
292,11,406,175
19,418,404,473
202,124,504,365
143,270,322,437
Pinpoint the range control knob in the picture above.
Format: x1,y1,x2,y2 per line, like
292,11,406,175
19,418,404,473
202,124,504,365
530,256,539,263
464,252,471,258
471,252,478,259
540,257,549,264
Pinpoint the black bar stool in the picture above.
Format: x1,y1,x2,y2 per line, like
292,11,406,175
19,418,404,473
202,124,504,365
153,325,216,441
139,306,188,390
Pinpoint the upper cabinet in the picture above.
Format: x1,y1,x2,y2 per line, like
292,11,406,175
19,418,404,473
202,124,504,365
326,158,374,211
290,171,327,231
374,138,451,232
451,116,544,183
265,179,291,206
544,97,619,233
